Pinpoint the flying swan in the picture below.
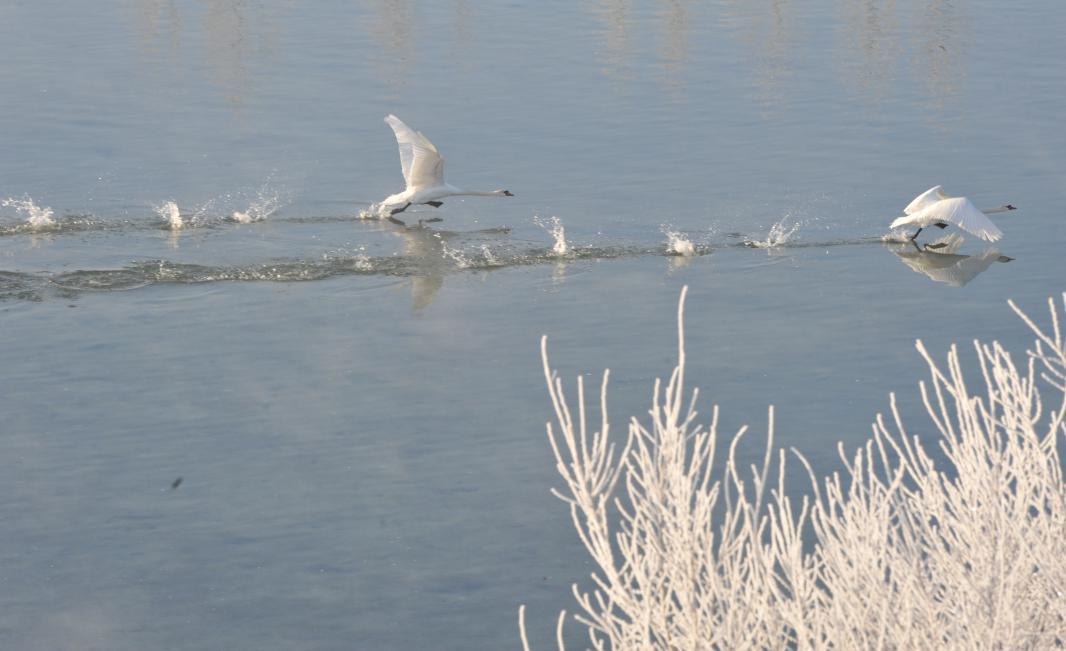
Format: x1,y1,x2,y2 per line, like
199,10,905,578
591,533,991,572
890,185,1015,246
365,115,513,222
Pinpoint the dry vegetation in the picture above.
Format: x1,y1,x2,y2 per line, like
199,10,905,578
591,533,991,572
521,288,1066,650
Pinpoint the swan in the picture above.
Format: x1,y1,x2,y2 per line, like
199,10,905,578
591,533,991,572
890,185,1015,244
365,114,513,220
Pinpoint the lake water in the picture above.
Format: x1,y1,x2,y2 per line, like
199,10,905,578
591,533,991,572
1,1,1064,648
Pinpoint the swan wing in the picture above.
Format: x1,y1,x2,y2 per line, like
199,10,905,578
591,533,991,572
385,115,445,190
908,196,1003,241
904,185,949,215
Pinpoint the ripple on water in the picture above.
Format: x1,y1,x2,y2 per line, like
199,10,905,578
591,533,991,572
51,268,155,292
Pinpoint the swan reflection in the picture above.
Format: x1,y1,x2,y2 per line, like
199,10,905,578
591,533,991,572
887,234,1012,287
386,219,511,310
388,219,451,310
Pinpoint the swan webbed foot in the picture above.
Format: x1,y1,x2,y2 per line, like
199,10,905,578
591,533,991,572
387,216,407,227
934,222,949,229
425,201,443,208
390,202,412,216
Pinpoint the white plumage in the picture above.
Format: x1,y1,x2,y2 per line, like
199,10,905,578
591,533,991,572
890,185,1015,242
364,115,513,220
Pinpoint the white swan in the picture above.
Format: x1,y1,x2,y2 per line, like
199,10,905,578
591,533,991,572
890,185,1015,244
365,114,513,221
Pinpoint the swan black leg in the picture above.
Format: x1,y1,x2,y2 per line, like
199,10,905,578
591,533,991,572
425,201,443,208
390,202,412,215
909,227,923,241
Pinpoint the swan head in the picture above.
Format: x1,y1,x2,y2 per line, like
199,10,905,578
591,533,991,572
1006,204,1017,211
499,190,514,197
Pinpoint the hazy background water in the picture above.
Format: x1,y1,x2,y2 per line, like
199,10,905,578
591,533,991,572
1,1,1064,648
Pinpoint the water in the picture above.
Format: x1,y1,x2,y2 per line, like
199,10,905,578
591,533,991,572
155,200,183,230
1,1,1064,648
0,196,55,231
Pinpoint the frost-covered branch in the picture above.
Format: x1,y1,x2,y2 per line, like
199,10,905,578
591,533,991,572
522,289,1066,650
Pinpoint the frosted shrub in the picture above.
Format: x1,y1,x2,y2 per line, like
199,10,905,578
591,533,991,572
521,289,1066,650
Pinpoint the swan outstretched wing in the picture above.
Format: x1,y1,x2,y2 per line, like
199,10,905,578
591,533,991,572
908,196,1003,241
385,115,445,190
904,185,949,215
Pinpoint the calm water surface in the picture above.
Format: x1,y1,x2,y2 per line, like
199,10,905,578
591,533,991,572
1,1,1064,648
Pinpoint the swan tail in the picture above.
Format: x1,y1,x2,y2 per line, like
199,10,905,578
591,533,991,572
889,215,911,229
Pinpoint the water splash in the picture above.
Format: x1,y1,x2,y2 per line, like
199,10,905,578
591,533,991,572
534,215,569,256
1,195,55,229
352,254,373,271
359,203,388,220
231,183,284,223
323,246,375,272
661,225,696,256
441,242,473,269
184,197,223,226
745,216,802,248
155,201,183,230
480,244,500,266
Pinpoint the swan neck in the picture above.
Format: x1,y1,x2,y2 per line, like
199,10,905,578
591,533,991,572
440,184,508,197
982,205,1013,214
441,184,496,197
